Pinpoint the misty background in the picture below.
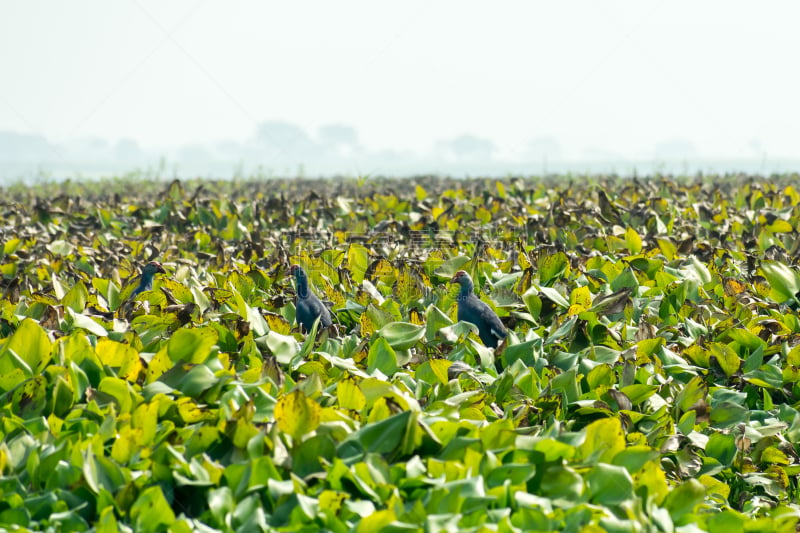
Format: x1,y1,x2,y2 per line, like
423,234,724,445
2,2,799,182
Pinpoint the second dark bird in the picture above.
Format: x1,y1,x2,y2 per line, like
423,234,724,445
290,264,333,332
451,270,507,348
131,261,166,298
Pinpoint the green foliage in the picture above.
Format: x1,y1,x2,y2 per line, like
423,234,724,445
2,174,800,531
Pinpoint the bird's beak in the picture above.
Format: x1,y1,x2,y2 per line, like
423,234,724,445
156,264,167,274
450,274,458,283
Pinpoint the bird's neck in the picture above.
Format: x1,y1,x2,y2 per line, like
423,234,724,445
458,282,474,299
139,273,154,290
296,277,310,298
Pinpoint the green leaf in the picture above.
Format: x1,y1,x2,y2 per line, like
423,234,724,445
96,506,119,533
11,376,47,419
67,307,108,337
663,478,705,522
97,376,135,413
378,321,425,350
677,410,696,435
612,446,660,473
93,277,122,311
83,447,126,495
293,434,336,478
708,342,740,377
130,486,176,531
47,239,73,257
166,327,218,364
367,337,398,376
706,433,736,466
0,318,51,392
62,280,88,312
727,328,765,352
338,410,414,459
539,464,582,501
538,251,570,285
586,365,614,390
264,330,301,365
675,376,707,413
709,401,748,429
587,463,634,505
502,340,539,368
706,510,748,533
620,384,659,405
760,260,800,303
179,364,219,398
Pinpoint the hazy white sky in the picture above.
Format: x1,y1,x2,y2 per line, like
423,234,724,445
1,1,799,173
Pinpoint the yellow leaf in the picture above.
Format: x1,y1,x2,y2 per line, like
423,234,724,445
321,283,345,310
636,337,665,359
429,359,452,385
145,350,173,383
360,312,376,336
634,460,669,505
517,241,531,271
475,207,492,223
409,308,424,326
337,378,366,411
133,401,159,446
177,398,209,424
761,446,790,465
96,338,142,382
656,237,676,260
568,286,592,315
319,490,348,514
347,244,370,284
367,397,392,423
275,390,321,440
625,227,642,254
567,304,584,316
767,219,793,233
111,426,138,464
580,417,625,463
723,278,747,297
264,312,292,334
395,268,423,305
367,259,395,283
708,342,740,377
356,510,396,533
699,474,731,499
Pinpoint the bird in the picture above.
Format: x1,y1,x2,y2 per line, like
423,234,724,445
290,264,332,332
130,261,166,298
451,270,507,348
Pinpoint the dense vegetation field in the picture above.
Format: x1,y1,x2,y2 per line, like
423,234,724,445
2,174,800,532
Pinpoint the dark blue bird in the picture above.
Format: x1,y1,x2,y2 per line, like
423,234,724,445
131,261,166,298
451,270,507,348
290,264,332,332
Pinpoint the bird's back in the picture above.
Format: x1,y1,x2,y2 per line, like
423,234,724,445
296,292,332,330
460,293,506,347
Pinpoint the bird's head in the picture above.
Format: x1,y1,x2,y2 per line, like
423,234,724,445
290,264,306,280
143,261,166,276
450,270,471,285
